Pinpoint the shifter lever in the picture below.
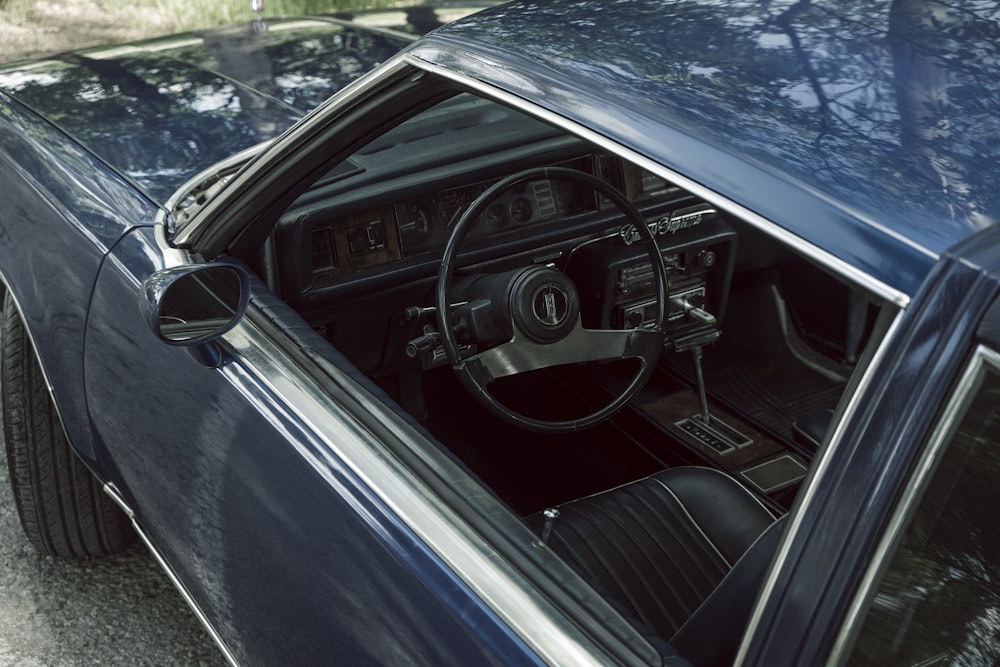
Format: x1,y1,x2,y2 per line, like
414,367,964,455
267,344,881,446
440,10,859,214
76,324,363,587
691,345,711,425
687,306,716,325
672,335,753,454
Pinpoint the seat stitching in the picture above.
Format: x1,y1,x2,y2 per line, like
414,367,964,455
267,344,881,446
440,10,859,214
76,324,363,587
650,476,733,568
590,492,692,631
552,481,726,635
670,516,785,641
628,484,726,606
550,508,674,630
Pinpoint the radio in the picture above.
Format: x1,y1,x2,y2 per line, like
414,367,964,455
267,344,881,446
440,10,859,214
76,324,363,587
566,207,736,338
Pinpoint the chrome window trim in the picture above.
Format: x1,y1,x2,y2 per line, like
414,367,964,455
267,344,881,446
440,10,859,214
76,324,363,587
171,55,415,249
175,50,911,310
215,313,637,666
126,235,642,663
734,305,907,666
164,141,273,235
828,345,1000,664
153,224,641,662
403,53,912,310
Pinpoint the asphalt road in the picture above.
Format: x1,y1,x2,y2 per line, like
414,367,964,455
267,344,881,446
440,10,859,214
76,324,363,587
0,459,226,667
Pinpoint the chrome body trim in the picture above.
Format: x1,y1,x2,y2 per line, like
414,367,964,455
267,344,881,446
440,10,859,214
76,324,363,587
0,285,78,460
827,345,999,664
133,214,639,666
156,45,921,664
734,305,908,666
154,218,195,269
102,482,241,667
403,53,911,309
0,287,54,400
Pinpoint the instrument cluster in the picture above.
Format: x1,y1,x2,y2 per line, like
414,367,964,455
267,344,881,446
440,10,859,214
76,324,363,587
394,171,592,257
301,154,678,286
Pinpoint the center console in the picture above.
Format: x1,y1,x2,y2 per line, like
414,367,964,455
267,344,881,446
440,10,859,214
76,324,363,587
566,202,736,341
570,204,807,501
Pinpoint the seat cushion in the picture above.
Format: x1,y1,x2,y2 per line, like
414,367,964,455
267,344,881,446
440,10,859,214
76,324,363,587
528,467,776,641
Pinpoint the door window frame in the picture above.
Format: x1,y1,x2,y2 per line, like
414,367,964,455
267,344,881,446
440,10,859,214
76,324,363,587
832,344,1000,661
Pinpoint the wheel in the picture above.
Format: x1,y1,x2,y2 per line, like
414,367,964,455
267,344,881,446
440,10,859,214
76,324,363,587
2,290,135,558
436,167,668,433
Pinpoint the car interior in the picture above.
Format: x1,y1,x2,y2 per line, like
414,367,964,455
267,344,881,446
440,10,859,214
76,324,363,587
238,89,897,661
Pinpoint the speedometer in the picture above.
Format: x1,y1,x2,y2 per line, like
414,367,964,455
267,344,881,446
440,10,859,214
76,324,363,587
439,190,472,229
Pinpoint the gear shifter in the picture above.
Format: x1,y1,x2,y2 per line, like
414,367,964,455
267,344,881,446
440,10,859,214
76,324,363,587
670,304,752,454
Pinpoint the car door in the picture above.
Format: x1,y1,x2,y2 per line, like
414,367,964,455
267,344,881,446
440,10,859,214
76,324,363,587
83,226,552,666
737,223,1000,665
83,59,664,667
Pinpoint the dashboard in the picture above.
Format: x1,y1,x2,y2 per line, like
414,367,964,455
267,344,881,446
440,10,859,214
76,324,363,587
271,140,737,380
267,87,737,380
284,152,685,296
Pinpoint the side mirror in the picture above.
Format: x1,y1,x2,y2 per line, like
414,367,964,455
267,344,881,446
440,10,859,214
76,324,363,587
140,264,250,345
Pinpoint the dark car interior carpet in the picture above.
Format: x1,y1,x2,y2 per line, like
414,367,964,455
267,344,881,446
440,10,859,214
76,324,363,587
417,367,664,515
389,267,859,515
672,267,850,447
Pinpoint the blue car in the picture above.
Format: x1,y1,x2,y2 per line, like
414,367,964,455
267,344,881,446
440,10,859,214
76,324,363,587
2,1,999,665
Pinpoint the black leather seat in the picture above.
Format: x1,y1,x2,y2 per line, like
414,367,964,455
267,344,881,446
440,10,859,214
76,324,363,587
528,467,784,666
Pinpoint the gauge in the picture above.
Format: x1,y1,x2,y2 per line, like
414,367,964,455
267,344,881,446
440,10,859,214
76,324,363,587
438,190,473,229
395,202,432,248
485,203,508,229
510,197,533,224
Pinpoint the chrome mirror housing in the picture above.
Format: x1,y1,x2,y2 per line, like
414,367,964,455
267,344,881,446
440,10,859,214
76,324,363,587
140,264,250,346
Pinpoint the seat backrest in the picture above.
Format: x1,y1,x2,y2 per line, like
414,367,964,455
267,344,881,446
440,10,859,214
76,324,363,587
671,515,787,666
528,467,782,665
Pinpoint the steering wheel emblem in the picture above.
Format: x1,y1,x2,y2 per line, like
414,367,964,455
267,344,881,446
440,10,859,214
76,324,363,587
533,284,570,327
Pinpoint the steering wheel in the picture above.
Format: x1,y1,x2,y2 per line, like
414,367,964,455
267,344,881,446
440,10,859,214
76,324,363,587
435,167,668,433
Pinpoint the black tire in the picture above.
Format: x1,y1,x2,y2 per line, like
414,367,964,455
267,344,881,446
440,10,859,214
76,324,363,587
2,290,135,558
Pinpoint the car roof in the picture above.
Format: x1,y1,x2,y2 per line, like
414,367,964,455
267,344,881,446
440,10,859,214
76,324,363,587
414,0,1000,298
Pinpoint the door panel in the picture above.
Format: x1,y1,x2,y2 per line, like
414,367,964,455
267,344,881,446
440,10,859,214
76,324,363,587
84,228,535,666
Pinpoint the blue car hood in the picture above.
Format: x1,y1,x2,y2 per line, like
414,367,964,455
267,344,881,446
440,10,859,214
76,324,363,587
0,18,411,203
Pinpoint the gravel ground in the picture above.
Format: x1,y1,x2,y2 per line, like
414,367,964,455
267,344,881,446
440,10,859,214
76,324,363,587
0,458,227,667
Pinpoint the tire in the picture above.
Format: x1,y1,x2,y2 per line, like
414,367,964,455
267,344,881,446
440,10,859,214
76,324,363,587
2,290,135,558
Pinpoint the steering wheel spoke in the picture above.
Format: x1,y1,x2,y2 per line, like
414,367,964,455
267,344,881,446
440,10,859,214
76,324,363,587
465,322,649,382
